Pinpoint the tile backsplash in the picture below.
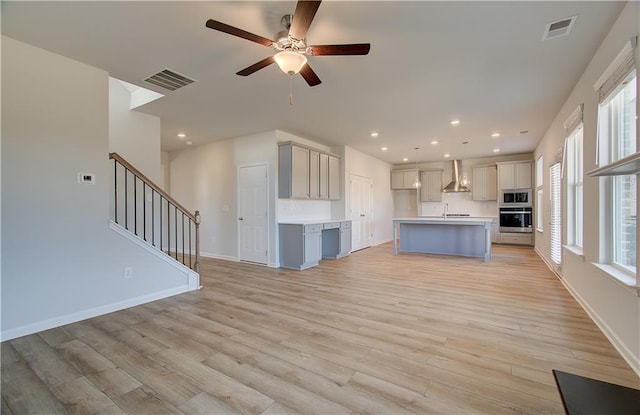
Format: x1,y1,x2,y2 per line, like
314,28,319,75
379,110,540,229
278,199,332,221
420,192,498,217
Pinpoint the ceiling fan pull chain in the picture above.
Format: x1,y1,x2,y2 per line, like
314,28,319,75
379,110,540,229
289,75,294,107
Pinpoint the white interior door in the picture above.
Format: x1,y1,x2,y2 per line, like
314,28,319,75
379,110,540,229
350,174,373,251
238,164,268,264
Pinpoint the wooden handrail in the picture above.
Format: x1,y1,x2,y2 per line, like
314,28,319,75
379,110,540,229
109,152,196,221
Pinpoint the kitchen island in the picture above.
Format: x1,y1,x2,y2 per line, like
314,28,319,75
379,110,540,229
392,216,494,262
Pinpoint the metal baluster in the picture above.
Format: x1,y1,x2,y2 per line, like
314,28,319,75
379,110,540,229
143,182,146,241
124,167,128,230
134,175,137,236
167,199,170,255
151,189,155,246
189,217,192,269
174,205,178,260
114,160,118,224
182,212,185,265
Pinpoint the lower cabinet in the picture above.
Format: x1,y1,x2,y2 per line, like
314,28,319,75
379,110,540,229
499,232,533,245
279,221,352,270
280,223,322,270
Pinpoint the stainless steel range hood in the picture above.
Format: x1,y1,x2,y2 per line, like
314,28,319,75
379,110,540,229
443,160,470,192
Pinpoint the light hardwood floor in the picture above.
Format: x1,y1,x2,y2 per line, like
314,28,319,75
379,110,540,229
2,244,638,414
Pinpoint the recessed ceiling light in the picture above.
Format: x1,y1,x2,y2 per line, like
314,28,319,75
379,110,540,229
493,148,500,153
381,147,388,151
370,132,379,137
402,157,409,162
431,140,438,145
491,132,501,137
186,141,193,146
450,120,460,126
177,133,186,139
444,153,451,158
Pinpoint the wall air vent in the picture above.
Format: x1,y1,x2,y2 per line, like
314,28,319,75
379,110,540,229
143,68,196,91
542,15,577,41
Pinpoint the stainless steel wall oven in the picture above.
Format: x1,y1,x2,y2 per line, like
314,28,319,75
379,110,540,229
499,207,533,233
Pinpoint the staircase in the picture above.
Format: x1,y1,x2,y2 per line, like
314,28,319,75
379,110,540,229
109,153,200,273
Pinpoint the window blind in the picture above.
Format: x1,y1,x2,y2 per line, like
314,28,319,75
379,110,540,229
550,162,562,266
562,104,583,178
594,38,636,104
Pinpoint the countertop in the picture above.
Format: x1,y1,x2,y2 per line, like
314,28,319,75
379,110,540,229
279,219,350,226
393,216,496,224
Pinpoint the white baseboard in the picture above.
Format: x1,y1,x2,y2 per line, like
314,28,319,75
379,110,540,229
534,248,640,376
1,285,189,342
200,251,239,262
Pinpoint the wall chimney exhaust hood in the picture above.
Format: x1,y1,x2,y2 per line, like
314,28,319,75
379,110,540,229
443,160,470,192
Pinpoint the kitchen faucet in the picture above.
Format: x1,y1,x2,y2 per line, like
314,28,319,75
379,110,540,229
443,203,449,218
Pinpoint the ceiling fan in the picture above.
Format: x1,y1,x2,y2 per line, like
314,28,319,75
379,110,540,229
205,0,370,87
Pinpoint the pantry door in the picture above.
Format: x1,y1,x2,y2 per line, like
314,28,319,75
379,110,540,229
350,174,373,251
238,163,268,264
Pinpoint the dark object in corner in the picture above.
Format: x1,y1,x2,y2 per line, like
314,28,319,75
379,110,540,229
552,369,640,415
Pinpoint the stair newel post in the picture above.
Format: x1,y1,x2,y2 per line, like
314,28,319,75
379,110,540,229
195,210,201,273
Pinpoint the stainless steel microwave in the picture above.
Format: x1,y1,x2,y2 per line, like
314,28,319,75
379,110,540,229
499,189,532,207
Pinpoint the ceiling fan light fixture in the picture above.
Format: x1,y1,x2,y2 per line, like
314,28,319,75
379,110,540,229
274,51,307,75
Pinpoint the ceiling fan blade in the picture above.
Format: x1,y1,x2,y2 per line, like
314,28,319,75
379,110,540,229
299,64,322,87
236,56,275,76
206,19,273,47
289,1,322,40
307,43,371,56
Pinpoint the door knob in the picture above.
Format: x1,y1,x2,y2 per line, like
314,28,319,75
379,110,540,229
360,214,365,217
239,217,244,221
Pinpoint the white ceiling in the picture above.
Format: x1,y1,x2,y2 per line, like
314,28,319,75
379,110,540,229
1,1,626,164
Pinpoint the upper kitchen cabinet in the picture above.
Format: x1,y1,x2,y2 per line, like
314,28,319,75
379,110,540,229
279,142,341,200
420,170,443,202
328,155,341,200
391,169,419,190
472,165,497,201
497,161,532,190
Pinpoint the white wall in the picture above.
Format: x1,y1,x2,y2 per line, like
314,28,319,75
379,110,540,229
169,130,279,265
343,146,394,245
108,78,162,186
1,37,196,340
533,2,640,374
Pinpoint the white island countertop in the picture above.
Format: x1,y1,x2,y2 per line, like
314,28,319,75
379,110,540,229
392,216,494,261
393,216,496,224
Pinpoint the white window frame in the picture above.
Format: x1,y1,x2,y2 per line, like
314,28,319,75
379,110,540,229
536,156,544,232
550,162,562,268
566,126,583,249
594,47,637,284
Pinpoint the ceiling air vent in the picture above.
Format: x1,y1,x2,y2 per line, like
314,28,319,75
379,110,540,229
542,15,577,41
143,68,196,91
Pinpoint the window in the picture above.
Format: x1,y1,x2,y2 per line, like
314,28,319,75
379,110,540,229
596,41,637,277
565,109,584,248
550,162,562,267
536,156,543,232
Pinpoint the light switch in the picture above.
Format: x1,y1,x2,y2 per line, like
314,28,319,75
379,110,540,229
77,172,95,184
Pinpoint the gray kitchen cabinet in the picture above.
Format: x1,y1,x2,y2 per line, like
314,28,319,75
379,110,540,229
339,221,352,257
279,223,323,270
391,169,419,190
280,220,352,269
497,161,532,190
279,142,341,200
328,155,341,200
419,170,443,202
319,153,329,199
279,143,310,198
309,150,320,199
472,166,497,201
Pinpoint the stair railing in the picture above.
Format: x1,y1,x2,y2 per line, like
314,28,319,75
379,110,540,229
109,153,200,273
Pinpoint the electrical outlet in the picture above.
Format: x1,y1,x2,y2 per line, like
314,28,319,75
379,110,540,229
123,267,133,279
